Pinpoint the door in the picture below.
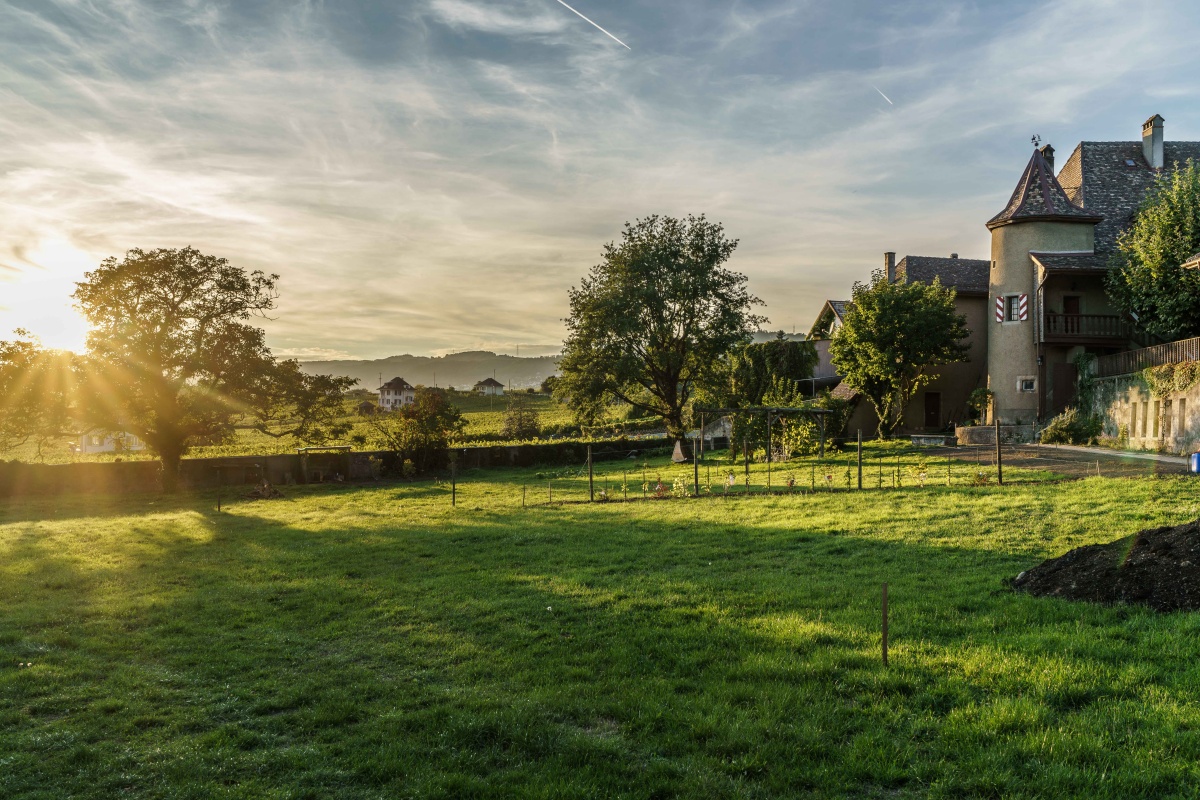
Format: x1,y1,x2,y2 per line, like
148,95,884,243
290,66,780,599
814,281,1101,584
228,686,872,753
924,392,941,430
1051,363,1078,415
1063,295,1081,333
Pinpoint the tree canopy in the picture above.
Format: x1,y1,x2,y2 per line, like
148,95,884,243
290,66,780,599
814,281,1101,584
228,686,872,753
1106,159,1200,341
556,214,765,440
829,271,969,437
365,387,465,471
0,332,75,456
72,247,354,490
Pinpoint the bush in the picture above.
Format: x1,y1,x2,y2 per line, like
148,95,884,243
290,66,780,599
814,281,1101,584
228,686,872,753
1040,407,1104,445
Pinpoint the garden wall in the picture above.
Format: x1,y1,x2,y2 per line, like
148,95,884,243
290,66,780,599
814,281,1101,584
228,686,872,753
1083,370,1200,456
0,438,669,498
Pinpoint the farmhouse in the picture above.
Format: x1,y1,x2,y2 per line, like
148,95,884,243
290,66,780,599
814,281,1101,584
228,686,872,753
814,114,1200,433
378,377,415,410
474,377,505,396
74,430,147,454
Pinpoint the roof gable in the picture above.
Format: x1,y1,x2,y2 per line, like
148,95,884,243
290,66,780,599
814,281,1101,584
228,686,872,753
895,255,989,294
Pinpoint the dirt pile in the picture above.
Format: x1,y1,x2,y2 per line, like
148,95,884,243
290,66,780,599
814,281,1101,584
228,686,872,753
1013,521,1200,612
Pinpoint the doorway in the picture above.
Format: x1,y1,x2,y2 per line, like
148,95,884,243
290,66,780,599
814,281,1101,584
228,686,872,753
1063,295,1081,333
924,392,941,430
1051,363,1078,415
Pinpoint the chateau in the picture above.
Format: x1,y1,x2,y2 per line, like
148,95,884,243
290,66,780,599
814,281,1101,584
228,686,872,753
816,114,1200,431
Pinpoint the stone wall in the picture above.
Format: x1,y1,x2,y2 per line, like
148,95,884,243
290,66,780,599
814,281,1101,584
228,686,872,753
1084,373,1200,455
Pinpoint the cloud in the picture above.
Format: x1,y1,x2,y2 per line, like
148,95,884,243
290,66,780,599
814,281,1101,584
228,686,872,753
2,0,1200,356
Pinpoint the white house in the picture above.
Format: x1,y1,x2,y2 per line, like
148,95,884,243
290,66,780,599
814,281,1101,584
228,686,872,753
379,377,416,410
74,431,147,454
474,377,505,396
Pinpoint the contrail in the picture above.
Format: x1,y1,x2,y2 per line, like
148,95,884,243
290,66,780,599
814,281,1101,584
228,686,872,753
872,85,894,105
553,0,631,49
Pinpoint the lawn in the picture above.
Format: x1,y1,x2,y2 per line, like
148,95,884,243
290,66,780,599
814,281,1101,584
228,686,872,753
3,452,1200,798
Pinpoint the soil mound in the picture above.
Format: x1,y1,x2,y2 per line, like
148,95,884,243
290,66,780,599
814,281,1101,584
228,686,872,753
1013,521,1200,612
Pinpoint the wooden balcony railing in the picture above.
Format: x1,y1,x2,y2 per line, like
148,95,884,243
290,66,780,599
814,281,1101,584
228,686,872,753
1095,336,1200,378
1043,313,1128,341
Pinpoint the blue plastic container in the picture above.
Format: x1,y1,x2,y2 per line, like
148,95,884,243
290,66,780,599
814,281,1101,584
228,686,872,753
1190,453,1200,474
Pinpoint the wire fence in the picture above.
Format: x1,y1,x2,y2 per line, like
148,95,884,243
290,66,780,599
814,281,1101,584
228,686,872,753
419,442,1189,511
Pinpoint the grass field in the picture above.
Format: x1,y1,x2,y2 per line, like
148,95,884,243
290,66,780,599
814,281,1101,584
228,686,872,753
3,451,1200,798
0,392,582,464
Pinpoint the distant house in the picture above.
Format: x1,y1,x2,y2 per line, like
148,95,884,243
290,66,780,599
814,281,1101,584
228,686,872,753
74,430,147,454
379,377,416,410
474,377,505,396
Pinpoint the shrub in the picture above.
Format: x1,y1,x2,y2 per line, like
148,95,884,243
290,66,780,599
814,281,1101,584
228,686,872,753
1040,407,1104,445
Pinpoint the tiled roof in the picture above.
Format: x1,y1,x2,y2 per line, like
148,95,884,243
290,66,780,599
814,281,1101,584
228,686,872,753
1029,251,1110,273
1057,140,1200,255
828,300,850,322
382,377,414,391
987,148,1103,230
475,377,504,387
896,255,989,294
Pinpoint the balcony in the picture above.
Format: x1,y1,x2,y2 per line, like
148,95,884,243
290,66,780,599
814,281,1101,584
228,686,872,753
1042,313,1128,344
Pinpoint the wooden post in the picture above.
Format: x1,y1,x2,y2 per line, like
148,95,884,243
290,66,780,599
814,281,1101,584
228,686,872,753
642,468,647,500
857,429,863,490
548,480,552,504
878,456,882,489
693,435,700,497
994,417,1004,486
451,459,456,507
588,445,594,502
767,411,772,492
811,462,815,492
947,457,951,487
819,415,826,459
623,471,628,501
522,484,526,508
882,582,889,667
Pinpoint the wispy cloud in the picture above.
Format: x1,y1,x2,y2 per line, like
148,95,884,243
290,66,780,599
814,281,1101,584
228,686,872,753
2,0,1199,355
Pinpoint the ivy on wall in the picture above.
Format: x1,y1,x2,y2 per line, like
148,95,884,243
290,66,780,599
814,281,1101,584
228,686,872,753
1142,361,1200,398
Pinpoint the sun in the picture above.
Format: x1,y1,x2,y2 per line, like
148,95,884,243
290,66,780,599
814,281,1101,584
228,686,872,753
0,234,96,351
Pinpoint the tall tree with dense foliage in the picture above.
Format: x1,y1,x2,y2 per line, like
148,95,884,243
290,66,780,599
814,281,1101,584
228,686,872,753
1106,159,1200,341
73,247,355,491
556,214,765,440
830,271,970,437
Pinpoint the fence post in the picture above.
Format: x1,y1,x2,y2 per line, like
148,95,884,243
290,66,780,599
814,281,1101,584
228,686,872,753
994,417,1004,486
588,445,594,502
693,436,700,497
451,459,456,507
548,480,552,504
522,483,526,508
857,429,863,490
819,415,826,459
882,582,889,667
624,471,628,501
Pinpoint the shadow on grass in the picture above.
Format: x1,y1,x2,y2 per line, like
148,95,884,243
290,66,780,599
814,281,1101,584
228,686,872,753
4,487,1200,797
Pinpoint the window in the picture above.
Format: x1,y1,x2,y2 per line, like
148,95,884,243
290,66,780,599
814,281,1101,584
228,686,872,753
1006,295,1021,322
1163,400,1174,437
1142,402,1149,438
1130,402,1138,438
1018,377,1036,393
1153,401,1161,437
1179,399,1187,436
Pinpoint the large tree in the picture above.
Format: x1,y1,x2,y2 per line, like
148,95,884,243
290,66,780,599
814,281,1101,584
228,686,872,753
556,214,765,440
1106,158,1200,341
829,271,970,437
73,247,354,491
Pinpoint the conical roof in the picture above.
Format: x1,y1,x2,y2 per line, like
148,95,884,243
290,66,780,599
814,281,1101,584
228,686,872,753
986,148,1103,230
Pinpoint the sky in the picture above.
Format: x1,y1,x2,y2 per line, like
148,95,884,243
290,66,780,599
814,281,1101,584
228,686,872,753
2,0,1200,360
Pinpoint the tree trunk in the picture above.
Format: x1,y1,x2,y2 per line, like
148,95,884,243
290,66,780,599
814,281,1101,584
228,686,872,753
159,443,184,493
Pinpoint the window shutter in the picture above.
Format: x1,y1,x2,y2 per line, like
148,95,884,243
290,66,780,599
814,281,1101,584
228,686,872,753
1019,294,1029,321
995,296,1004,322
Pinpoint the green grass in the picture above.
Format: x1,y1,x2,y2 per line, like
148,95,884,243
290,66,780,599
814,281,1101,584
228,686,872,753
1,393,583,463
3,452,1200,798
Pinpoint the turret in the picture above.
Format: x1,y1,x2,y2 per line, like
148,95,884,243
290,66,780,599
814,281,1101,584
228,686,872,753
985,147,1101,424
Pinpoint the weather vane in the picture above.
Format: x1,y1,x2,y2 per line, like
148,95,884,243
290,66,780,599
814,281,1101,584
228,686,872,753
1031,134,1041,148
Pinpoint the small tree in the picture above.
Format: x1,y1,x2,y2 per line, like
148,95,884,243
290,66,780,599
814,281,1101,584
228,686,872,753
1107,159,1200,341
705,332,819,448
557,214,765,441
501,394,541,441
73,247,353,491
366,387,465,472
830,271,969,437
0,332,76,457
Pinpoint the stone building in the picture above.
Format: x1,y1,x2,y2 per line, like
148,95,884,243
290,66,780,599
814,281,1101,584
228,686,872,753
813,114,1200,433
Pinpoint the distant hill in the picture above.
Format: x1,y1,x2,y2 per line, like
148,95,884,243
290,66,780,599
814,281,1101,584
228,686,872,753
299,351,559,392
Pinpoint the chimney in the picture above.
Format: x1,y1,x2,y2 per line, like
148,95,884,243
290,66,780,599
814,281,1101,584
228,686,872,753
1143,114,1164,169
1038,144,1055,173
884,251,895,283
950,253,959,259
